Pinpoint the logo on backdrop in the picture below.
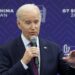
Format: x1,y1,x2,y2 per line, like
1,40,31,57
0,9,14,18
63,44,70,54
62,8,75,18
39,5,46,23
63,44,75,55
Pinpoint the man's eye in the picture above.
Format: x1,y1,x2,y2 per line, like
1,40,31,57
34,20,39,24
25,21,31,24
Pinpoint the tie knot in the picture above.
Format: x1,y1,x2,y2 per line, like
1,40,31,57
29,41,37,47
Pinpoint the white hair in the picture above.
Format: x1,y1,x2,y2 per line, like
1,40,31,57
16,4,41,21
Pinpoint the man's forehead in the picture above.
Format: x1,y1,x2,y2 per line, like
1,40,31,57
22,8,40,15
20,11,40,20
21,16,40,21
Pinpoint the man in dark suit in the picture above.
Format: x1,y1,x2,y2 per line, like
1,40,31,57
0,4,75,75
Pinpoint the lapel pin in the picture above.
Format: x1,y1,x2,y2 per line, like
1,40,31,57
44,46,47,49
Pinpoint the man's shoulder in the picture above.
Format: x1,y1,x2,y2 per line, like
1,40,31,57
39,38,61,54
0,36,22,49
0,36,25,59
40,38,59,47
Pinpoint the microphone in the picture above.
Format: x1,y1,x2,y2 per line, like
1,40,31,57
30,36,37,47
30,36,39,68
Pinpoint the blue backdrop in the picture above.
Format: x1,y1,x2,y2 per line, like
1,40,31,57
0,0,75,51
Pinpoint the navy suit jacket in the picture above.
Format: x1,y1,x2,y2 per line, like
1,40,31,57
0,36,75,75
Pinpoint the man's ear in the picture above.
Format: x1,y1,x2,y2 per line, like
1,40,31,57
17,21,21,30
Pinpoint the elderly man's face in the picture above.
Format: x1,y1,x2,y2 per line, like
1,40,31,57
17,10,41,39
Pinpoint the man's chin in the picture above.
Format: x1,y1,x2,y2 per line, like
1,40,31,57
29,34,38,38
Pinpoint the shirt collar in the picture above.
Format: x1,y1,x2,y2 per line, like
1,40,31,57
21,34,39,48
21,34,30,47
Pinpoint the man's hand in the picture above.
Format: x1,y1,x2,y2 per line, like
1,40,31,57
21,47,39,64
63,50,75,64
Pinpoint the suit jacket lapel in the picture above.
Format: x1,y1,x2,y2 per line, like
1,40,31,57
39,39,48,75
17,36,25,59
17,36,34,75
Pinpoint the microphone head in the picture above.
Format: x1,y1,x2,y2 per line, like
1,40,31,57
30,36,37,47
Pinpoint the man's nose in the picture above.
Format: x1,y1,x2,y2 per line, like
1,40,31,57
31,23,36,29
